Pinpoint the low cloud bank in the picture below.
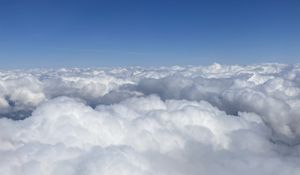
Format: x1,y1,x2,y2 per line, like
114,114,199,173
0,63,300,174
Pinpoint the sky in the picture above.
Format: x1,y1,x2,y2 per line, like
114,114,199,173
0,0,299,68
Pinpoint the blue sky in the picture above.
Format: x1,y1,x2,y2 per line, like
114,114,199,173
0,0,299,68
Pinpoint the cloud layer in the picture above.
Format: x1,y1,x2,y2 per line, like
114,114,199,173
1,63,300,175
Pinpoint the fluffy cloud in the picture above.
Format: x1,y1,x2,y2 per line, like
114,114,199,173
0,63,300,175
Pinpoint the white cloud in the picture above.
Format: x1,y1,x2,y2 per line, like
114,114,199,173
0,64,300,174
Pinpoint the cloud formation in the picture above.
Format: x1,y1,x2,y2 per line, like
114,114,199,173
1,63,300,175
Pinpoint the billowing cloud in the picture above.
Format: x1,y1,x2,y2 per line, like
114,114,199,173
0,63,300,175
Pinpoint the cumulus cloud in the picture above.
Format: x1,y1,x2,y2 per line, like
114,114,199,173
0,63,300,175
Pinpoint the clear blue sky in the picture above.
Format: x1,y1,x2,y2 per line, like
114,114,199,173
0,0,299,68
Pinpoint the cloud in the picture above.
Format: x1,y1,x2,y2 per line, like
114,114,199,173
0,64,300,174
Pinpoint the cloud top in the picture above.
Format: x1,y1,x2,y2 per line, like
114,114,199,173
0,63,300,175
